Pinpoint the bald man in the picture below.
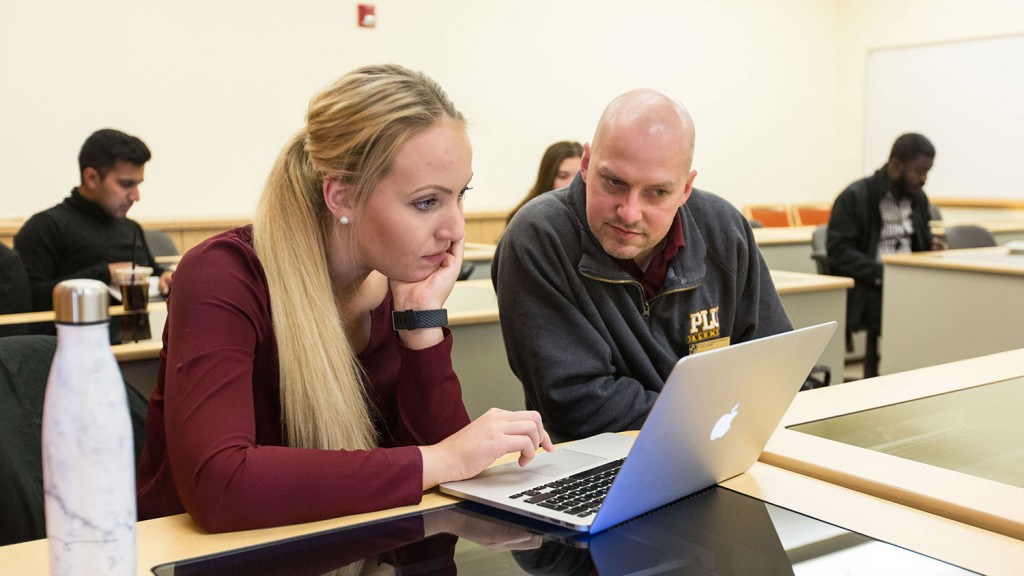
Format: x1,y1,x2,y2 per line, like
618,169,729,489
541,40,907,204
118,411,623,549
493,89,792,442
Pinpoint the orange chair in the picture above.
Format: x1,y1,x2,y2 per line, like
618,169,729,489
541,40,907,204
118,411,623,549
791,203,831,226
743,204,792,228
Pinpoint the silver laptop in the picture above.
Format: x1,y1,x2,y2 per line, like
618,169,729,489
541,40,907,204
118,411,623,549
440,321,837,534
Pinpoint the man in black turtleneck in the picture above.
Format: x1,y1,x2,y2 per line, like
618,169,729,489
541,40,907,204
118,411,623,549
14,128,172,312
827,133,946,378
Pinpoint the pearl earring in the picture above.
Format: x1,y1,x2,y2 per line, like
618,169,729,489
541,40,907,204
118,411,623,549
339,215,350,225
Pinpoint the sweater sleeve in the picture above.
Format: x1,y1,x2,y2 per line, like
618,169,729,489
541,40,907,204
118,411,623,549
390,330,470,446
159,238,432,532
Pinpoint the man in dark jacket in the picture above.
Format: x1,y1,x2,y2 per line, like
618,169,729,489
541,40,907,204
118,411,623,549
14,129,172,312
827,133,945,378
493,89,791,442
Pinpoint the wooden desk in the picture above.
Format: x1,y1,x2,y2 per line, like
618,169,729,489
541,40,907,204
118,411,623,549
762,348,1024,548
771,270,851,379
0,301,166,349
153,255,180,266
2,460,1019,575
0,303,166,397
0,492,457,575
880,246,1024,374
753,226,816,273
750,220,1024,275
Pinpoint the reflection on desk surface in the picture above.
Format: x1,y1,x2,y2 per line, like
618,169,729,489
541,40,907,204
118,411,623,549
152,487,973,575
791,377,1024,489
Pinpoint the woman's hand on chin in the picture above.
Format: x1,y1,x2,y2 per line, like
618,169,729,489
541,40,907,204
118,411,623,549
389,238,463,312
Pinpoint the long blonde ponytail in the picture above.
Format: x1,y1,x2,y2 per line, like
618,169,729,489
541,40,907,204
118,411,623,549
252,65,464,451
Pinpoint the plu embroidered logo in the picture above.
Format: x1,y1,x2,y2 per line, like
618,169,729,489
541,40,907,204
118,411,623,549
688,306,729,354
689,306,720,338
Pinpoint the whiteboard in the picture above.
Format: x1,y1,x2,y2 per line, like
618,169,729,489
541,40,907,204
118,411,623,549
864,34,1024,201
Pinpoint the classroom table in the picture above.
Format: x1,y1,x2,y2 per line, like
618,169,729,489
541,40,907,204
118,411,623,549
1,451,1020,574
770,270,851,381
0,302,167,397
752,226,817,273
748,220,1024,276
879,246,1024,374
0,301,167,359
762,347,1024,546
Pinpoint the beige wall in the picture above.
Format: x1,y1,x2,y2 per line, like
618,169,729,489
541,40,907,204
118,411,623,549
2,1,1024,222
0,0,840,219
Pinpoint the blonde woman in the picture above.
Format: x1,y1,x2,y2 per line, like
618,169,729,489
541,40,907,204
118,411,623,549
137,64,553,532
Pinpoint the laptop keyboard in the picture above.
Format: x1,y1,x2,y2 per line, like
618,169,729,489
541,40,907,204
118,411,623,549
508,458,625,517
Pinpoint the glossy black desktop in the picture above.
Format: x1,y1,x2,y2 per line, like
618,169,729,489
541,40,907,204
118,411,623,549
152,487,975,575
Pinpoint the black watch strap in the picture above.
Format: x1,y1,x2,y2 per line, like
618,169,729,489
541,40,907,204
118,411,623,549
392,309,448,330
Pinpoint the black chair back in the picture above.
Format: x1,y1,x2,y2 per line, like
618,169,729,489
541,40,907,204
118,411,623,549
945,224,996,249
1,245,33,337
143,229,180,258
0,335,149,546
810,224,830,275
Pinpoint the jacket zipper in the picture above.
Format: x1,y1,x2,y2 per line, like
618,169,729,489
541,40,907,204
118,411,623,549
581,272,702,319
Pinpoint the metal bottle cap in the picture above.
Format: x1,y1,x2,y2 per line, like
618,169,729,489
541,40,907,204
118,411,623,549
53,279,110,324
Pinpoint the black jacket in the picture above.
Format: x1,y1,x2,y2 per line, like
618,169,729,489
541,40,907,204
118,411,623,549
826,167,935,333
14,189,164,311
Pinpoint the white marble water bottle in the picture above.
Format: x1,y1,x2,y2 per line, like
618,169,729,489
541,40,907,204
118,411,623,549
43,279,136,575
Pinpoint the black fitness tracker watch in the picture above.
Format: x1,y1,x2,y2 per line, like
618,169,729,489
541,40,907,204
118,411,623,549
392,309,448,330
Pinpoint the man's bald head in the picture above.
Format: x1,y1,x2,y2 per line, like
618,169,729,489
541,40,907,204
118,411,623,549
580,88,699,269
592,89,696,171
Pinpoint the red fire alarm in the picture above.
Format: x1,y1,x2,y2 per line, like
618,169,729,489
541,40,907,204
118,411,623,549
358,4,376,28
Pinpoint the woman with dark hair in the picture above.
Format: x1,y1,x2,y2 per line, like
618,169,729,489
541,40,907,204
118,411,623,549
508,141,583,224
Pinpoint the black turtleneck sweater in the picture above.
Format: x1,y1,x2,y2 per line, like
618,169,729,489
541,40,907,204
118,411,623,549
14,189,164,311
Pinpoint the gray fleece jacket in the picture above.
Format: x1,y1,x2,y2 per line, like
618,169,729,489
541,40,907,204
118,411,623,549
492,174,792,442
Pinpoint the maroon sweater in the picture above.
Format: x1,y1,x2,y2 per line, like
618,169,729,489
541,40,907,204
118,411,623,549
136,227,469,532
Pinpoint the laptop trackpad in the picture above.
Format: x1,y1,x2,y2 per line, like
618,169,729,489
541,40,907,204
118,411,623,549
516,448,607,478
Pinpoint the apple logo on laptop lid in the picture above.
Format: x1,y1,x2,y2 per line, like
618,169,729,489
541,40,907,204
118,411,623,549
710,403,740,441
